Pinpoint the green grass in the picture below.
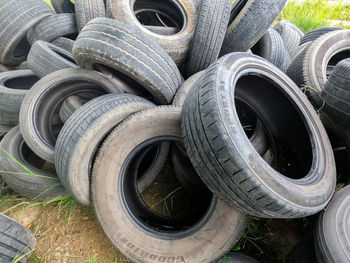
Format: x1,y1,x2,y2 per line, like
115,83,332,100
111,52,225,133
278,0,350,33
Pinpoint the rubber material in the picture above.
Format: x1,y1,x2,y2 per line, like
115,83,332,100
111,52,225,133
300,27,343,45
75,0,106,32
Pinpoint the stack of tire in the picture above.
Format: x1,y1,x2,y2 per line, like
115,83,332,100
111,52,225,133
0,0,349,262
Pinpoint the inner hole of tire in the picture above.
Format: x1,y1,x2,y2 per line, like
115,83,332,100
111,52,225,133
327,50,350,76
229,0,248,25
93,64,154,101
234,74,313,179
4,75,39,90
121,138,214,236
133,0,185,34
13,35,31,58
19,140,54,171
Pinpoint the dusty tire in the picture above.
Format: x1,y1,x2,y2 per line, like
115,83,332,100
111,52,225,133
214,252,259,263
0,126,67,201
0,64,10,73
27,13,78,45
59,95,86,123
55,94,155,205
315,185,350,263
51,0,75,13
75,0,105,32
321,58,350,128
92,106,247,263
106,0,197,65
0,214,36,263
181,52,336,218
185,0,231,76
19,69,122,163
0,0,54,66
51,37,75,53
300,27,343,45
27,40,78,78
144,26,178,36
0,70,39,126
73,18,183,104
173,71,204,106
220,0,287,55
251,28,291,72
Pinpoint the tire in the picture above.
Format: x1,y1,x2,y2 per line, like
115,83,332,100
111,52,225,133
27,40,78,78
185,0,231,77
59,95,87,123
286,234,317,263
0,64,10,73
290,42,310,61
0,0,54,66
73,18,183,105
51,0,75,13
286,42,311,87
220,0,287,55
19,68,122,163
300,27,343,45
0,70,39,126
181,52,336,218
55,94,155,205
106,0,197,65
92,106,247,263
0,213,36,263
17,61,29,70
289,30,350,108
273,20,302,59
214,252,259,263
27,14,78,45
172,71,204,106
144,26,178,36
51,37,75,53
315,185,350,263
251,28,291,72
75,0,105,32
321,58,350,127
0,126,67,201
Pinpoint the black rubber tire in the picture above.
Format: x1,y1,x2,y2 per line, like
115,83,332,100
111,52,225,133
73,18,183,105
144,26,178,36
321,58,350,127
0,124,12,138
19,68,122,163
288,30,350,108
55,94,155,205
300,27,343,45
214,252,259,263
315,185,350,263
106,0,197,65
51,0,75,13
17,61,29,70
286,42,311,87
173,71,204,106
51,37,75,53
251,28,291,72
0,64,10,73
185,0,231,77
0,213,36,263
27,40,78,78
92,106,247,263
0,70,39,126
286,234,317,263
75,0,105,32
181,52,336,218
27,13,78,45
220,0,287,55
0,126,67,201
59,95,86,123
0,0,54,66
273,20,302,59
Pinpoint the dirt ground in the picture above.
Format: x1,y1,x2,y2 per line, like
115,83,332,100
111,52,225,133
0,163,315,263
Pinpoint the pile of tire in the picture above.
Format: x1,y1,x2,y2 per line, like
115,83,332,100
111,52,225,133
0,0,349,262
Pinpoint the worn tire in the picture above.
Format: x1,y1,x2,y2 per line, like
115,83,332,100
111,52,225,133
73,18,183,104
286,42,311,87
300,27,343,45
27,40,78,78
59,95,86,123
251,28,291,72
75,0,105,32
144,26,178,36
182,52,336,218
106,0,197,65
0,0,54,66
0,64,10,73
19,69,122,163
0,126,67,201
315,185,350,263
185,0,231,76
214,252,259,263
51,0,75,13
27,13,78,45
92,106,247,263
51,37,75,53
0,70,39,126
173,71,204,106
55,94,155,205
220,0,287,55
0,214,36,263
